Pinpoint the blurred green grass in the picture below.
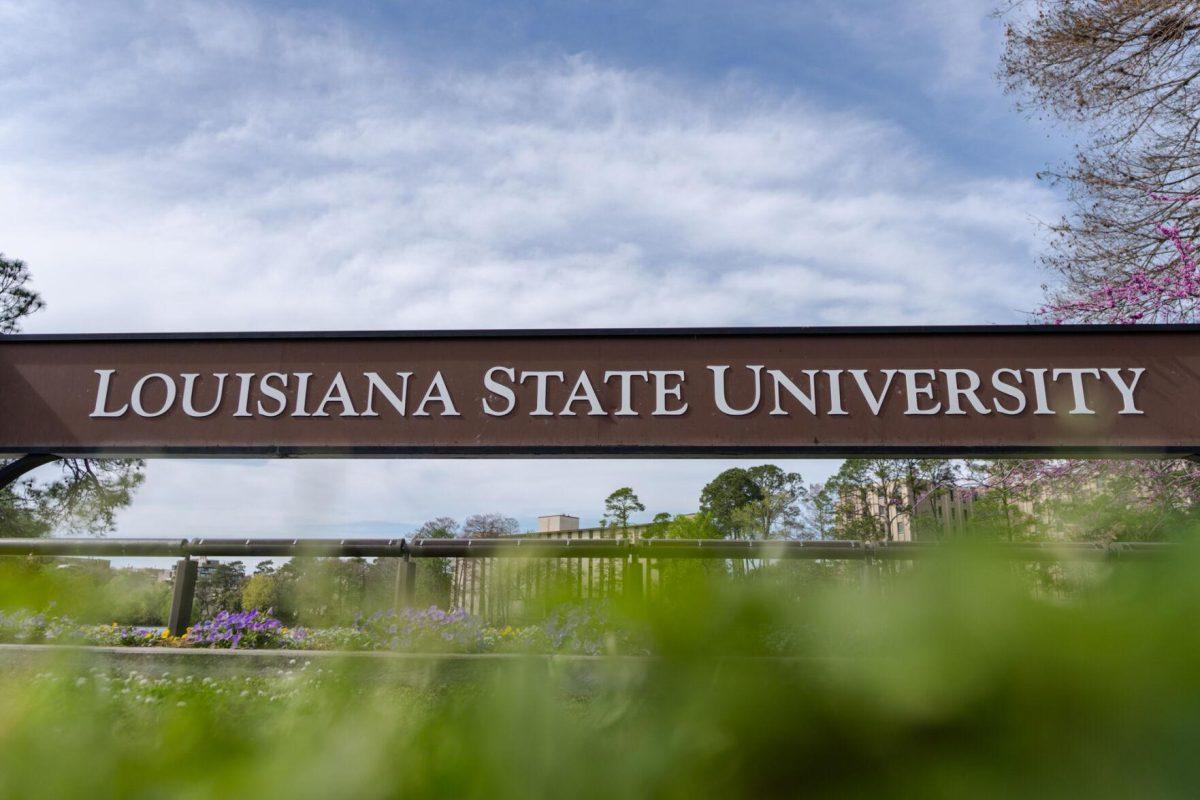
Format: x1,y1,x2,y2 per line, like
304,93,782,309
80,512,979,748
3,538,1200,797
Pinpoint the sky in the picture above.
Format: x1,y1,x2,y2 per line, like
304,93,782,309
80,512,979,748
0,0,1074,538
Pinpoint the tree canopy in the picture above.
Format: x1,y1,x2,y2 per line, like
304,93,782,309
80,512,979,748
0,254,145,537
603,488,645,535
1003,1,1200,323
1001,1,1200,526
461,513,519,538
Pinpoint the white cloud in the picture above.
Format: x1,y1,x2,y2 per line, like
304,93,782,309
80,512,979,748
0,2,1057,332
0,0,1059,536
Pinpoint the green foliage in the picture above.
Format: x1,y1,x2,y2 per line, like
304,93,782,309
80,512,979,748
242,558,384,626
0,457,146,538
697,465,805,539
102,571,173,625
643,512,672,539
193,561,247,621
283,558,370,626
247,552,453,626
602,487,644,534
661,512,722,540
416,517,459,538
31,459,146,535
462,514,519,537
0,491,51,538
798,482,836,540
0,253,145,537
410,518,456,605
242,573,289,617
699,467,761,536
8,540,1200,795
826,458,957,542
735,465,806,539
0,253,44,333
0,560,171,625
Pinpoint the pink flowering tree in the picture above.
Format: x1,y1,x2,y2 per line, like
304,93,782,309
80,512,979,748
1020,201,1200,540
996,2,1200,540
1040,215,1200,325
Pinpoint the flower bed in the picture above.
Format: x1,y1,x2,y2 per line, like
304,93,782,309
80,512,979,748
0,605,641,654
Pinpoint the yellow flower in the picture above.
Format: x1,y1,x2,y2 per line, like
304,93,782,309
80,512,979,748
160,629,170,639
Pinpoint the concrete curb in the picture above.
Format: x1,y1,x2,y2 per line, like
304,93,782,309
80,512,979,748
0,644,661,687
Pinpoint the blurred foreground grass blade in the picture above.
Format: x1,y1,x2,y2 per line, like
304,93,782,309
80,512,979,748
2,532,1200,795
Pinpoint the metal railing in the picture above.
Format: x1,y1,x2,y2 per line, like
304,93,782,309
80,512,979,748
0,537,1175,635
0,537,1174,560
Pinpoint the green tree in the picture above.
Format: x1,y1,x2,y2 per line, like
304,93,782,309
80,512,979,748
417,517,459,539
410,517,458,607
824,460,881,541
193,561,247,620
462,513,519,538
699,465,806,540
102,571,173,626
643,512,673,539
0,253,144,537
699,468,762,538
662,512,722,540
739,465,805,539
603,487,645,536
242,572,291,618
277,558,371,626
825,459,957,542
27,459,145,534
0,254,44,332
962,460,1037,541
797,482,837,540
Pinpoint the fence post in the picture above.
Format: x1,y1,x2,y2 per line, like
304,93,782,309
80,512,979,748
393,553,416,610
167,557,198,637
860,542,876,593
624,557,644,601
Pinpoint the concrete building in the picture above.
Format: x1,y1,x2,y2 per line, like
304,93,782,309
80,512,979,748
526,514,654,541
837,483,983,542
836,478,1106,542
536,514,579,534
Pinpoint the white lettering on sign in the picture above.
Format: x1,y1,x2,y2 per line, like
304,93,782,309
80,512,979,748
87,365,1149,420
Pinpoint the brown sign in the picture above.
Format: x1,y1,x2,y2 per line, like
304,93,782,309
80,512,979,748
0,326,1197,457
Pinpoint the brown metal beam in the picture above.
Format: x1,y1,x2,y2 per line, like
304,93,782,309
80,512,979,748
0,454,61,491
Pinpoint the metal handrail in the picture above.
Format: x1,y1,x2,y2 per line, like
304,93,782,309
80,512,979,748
0,537,1174,561
0,536,1176,637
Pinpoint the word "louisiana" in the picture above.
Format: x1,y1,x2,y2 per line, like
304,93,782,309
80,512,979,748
88,366,1147,419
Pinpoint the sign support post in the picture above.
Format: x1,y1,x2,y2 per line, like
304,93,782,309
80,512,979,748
0,454,60,491
393,553,416,610
167,557,198,637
